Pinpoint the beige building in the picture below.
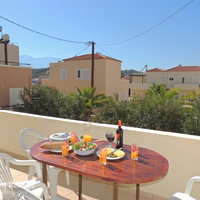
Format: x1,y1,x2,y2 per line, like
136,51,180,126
123,72,146,97
0,43,32,107
0,65,32,107
130,66,200,97
0,43,19,66
42,53,129,100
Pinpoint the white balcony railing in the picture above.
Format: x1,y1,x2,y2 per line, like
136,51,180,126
1,110,200,200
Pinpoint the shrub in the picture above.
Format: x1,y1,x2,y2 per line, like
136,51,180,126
14,85,66,117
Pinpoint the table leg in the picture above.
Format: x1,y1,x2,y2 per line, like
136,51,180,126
136,184,140,200
113,182,118,200
79,174,82,200
42,163,47,185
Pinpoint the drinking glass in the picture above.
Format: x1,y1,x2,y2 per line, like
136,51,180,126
69,132,78,144
131,144,139,160
99,147,107,165
84,122,91,135
62,142,69,157
105,133,115,148
83,134,92,142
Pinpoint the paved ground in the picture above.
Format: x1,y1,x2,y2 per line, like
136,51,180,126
10,167,164,200
11,168,98,200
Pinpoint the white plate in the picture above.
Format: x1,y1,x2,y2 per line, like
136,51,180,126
96,149,125,160
49,145,72,153
49,132,70,142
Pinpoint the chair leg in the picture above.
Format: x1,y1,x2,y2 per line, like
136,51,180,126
28,166,36,180
48,166,59,198
48,166,70,197
65,171,70,186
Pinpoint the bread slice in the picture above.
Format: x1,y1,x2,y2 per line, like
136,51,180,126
40,141,64,149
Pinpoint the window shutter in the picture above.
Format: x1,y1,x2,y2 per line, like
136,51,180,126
82,69,90,80
60,69,67,80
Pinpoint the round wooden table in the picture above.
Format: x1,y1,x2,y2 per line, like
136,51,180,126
30,140,169,200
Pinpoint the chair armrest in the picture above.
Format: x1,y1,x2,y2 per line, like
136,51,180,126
12,159,42,180
0,153,42,179
24,182,49,200
185,176,200,195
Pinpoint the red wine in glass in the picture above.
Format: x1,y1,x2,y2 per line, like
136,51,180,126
106,133,115,148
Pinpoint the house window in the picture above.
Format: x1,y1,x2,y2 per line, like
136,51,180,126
128,88,131,97
60,69,67,80
76,68,90,80
169,77,174,81
182,77,185,84
77,70,81,78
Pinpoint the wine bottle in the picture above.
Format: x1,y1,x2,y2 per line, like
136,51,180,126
116,120,123,149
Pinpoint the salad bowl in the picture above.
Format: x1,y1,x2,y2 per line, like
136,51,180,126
72,141,97,156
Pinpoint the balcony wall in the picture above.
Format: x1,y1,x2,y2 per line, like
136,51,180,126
1,110,200,200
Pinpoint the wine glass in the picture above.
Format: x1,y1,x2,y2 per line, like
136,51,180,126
84,122,91,135
105,133,115,148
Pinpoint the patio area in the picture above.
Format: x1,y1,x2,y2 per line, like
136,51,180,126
1,110,200,200
10,167,98,200
11,168,97,200
10,165,156,200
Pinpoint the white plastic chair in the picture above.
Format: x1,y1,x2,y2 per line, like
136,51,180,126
0,182,43,200
0,153,43,199
170,176,200,200
0,181,66,200
19,128,70,198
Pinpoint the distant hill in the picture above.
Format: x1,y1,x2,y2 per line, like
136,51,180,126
122,69,138,76
121,69,139,77
20,55,61,69
32,68,49,79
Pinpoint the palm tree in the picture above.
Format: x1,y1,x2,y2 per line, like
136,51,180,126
145,83,179,99
76,87,109,109
68,87,109,121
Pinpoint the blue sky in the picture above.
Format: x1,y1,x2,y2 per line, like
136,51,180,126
0,0,199,70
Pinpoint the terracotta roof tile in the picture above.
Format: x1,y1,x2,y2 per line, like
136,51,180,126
63,53,121,62
167,66,200,72
147,68,165,72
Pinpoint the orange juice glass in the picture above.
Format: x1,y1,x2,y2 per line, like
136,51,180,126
62,142,69,156
70,133,77,144
83,134,92,142
99,148,107,165
131,145,139,160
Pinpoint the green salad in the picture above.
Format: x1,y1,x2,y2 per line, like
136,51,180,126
72,141,96,151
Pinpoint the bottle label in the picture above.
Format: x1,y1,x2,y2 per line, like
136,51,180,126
116,133,120,139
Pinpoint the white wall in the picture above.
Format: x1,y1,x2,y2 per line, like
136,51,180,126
1,110,200,200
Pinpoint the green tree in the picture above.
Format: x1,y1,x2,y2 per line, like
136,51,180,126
14,85,66,117
76,87,109,108
62,87,109,121
146,83,179,99
181,94,200,135
94,95,134,125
